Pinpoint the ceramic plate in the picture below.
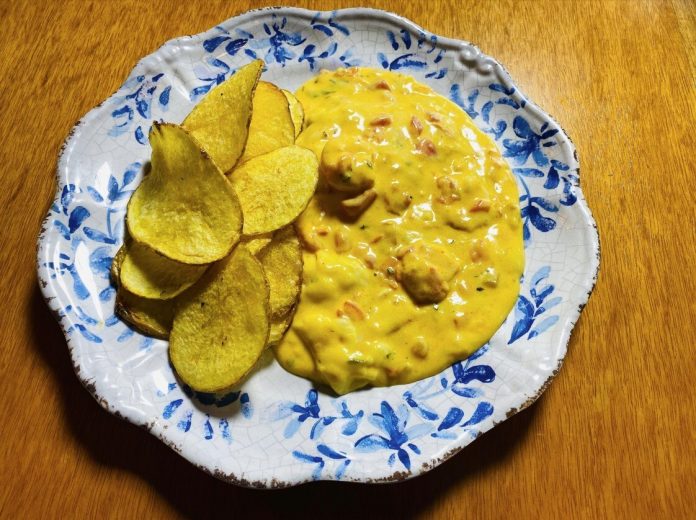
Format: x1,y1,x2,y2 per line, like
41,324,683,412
38,7,599,487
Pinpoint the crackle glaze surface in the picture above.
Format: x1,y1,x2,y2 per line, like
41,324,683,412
37,7,599,487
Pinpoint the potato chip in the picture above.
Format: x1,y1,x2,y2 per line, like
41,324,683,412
169,246,270,392
111,245,174,338
258,225,303,319
120,241,206,299
183,60,262,172
268,302,297,346
110,245,126,284
127,123,243,264
282,89,304,138
116,290,174,339
237,82,295,164
230,145,319,235
242,233,273,255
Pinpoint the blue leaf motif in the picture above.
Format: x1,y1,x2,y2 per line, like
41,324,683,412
354,434,390,451
389,54,427,70
387,30,399,50
508,295,535,343
68,206,90,233
73,323,101,343
162,399,183,419
438,408,464,431
225,38,248,56
462,402,494,427
317,444,346,460
399,29,412,48
397,449,411,469
456,364,496,384
328,18,349,36
544,166,560,189
86,187,103,202
529,315,560,339
135,126,147,144
531,197,559,213
123,163,140,186
203,35,229,52
514,168,544,178
177,411,193,432
158,86,171,107
53,220,70,240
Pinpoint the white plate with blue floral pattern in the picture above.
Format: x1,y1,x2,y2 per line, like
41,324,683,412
37,7,599,487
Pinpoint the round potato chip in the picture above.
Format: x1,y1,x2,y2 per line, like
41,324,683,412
282,89,305,138
230,145,319,235
120,241,207,300
258,225,303,319
237,82,295,164
169,246,270,392
116,289,174,339
127,123,243,264
183,60,262,172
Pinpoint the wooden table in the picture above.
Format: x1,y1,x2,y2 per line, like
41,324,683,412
2,0,694,517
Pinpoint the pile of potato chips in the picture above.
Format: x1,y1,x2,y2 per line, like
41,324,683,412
111,60,316,393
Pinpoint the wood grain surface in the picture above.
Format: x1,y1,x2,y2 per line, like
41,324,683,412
1,0,694,518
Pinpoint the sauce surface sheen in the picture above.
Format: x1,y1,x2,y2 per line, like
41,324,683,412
274,68,524,395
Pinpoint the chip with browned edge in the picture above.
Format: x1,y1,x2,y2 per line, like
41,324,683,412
282,89,304,138
183,60,262,172
169,246,270,392
127,123,243,264
120,241,206,299
237,82,295,164
258,225,303,320
230,145,319,235
111,246,175,338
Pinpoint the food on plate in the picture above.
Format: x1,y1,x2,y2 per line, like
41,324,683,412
126,122,243,264
268,303,298,346
238,81,295,164
274,68,524,394
111,246,174,338
169,246,270,392
229,145,319,235
119,241,206,299
282,89,305,137
183,60,262,171
116,61,522,397
116,290,175,339
116,63,317,392
257,225,303,342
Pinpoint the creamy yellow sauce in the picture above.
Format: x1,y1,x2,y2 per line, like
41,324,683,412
274,68,524,395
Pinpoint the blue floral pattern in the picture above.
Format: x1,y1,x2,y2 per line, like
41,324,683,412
39,8,598,486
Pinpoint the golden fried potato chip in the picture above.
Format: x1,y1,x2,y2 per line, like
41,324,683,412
242,233,273,255
258,225,302,319
230,145,319,235
183,60,262,172
282,89,304,138
268,302,297,346
127,123,243,264
120,241,206,299
111,245,126,284
169,246,270,392
237,82,295,164
116,290,174,339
